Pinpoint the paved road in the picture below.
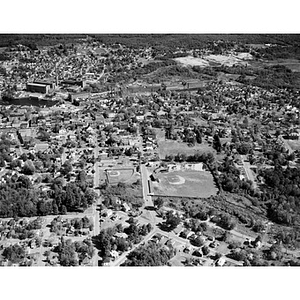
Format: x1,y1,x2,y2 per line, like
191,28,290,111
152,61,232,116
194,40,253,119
241,155,257,189
110,225,243,266
110,228,158,266
91,145,101,266
61,147,67,164
98,65,106,81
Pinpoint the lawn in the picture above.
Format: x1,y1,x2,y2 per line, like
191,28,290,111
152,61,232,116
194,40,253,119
152,170,218,198
175,56,209,67
157,139,214,159
286,139,300,151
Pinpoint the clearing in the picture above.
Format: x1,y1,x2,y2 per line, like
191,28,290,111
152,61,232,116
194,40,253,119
157,140,214,159
175,56,209,67
286,139,300,151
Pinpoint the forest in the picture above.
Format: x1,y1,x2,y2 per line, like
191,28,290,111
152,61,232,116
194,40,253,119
260,166,300,226
0,177,96,218
122,242,175,266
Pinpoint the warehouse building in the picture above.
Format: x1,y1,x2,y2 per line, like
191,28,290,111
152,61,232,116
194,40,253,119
26,82,50,94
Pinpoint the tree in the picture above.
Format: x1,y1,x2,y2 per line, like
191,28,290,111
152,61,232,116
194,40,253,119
0,157,5,167
22,160,35,175
191,236,205,247
237,142,252,155
38,130,51,142
165,211,181,231
52,202,59,215
61,205,67,215
123,242,175,266
17,175,32,189
57,240,78,266
154,197,164,209
253,220,265,233
217,213,236,230
3,244,26,264
61,161,72,176
202,245,210,256
213,133,222,152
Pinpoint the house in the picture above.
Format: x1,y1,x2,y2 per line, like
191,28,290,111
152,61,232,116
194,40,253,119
81,256,91,266
136,115,144,121
192,249,203,257
183,245,192,253
216,256,226,267
110,250,119,259
167,163,181,172
115,232,128,239
184,163,203,171
173,224,183,235
122,202,131,212
102,257,111,266
34,143,49,152
103,209,113,218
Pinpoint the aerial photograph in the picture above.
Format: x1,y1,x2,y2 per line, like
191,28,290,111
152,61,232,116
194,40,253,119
1,33,300,267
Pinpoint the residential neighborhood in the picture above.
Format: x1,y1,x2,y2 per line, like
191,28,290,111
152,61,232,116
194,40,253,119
0,34,300,267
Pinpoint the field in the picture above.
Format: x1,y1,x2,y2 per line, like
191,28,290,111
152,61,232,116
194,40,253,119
155,128,215,159
99,168,138,185
250,59,300,72
175,56,209,67
286,139,300,151
204,54,249,67
175,54,252,68
158,140,214,159
152,170,218,198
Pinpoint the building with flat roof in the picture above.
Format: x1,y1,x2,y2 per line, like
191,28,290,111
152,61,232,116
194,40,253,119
26,83,50,94
33,80,56,89
61,79,86,88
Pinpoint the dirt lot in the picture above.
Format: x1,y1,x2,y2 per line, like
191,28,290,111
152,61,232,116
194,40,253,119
152,170,218,198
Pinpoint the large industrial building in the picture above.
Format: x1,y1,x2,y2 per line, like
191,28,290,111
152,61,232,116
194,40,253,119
26,82,50,94
26,79,57,94
32,80,56,89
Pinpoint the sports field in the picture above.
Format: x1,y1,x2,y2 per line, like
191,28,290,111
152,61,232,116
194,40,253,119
105,168,135,184
152,170,218,198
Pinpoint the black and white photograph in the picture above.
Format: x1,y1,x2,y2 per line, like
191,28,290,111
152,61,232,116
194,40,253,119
0,1,299,299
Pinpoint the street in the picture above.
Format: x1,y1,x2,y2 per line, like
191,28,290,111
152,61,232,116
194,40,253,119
91,145,101,266
241,155,257,189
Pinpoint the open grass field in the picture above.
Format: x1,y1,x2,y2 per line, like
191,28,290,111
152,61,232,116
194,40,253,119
250,59,300,72
158,140,214,159
155,128,215,159
204,54,249,67
192,117,208,126
286,139,300,151
175,56,209,67
152,170,218,198
175,53,252,68
265,59,300,72
106,168,135,184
